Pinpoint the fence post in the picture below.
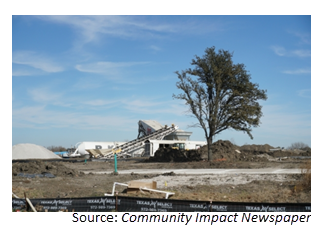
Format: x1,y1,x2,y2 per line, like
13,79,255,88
24,192,29,212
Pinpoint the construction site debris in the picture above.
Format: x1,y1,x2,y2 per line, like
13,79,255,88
147,140,245,162
147,140,311,163
104,124,179,159
17,172,55,178
199,140,241,161
128,180,157,189
127,181,157,193
12,160,79,177
270,149,311,158
256,154,278,162
147,140,311,162
239,144,275,152
12,153,311,203
162,171,176,176
105,181,174,199
26,198,37,212
148,148,201,162
86,149,112,158
12,192,19,199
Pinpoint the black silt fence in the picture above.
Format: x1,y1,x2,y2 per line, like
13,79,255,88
12,196,311,212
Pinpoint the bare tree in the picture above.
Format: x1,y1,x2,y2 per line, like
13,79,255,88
46,146,67,152
288,142,310,150
173,47,267,161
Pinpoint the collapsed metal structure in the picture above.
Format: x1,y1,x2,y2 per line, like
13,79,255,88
66,120,205,159
88,123,179,158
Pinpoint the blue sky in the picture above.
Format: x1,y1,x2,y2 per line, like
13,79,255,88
11,15,311,149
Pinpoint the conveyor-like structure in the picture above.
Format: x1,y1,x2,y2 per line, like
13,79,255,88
103,124,178,158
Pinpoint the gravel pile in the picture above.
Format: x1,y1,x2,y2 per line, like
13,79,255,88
12,143,61,160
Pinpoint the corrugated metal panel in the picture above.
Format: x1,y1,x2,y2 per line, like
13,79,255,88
140,120,163,130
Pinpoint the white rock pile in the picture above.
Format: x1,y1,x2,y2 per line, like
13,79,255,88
12,143,61,160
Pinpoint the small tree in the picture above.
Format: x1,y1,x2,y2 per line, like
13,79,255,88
173,47,267,161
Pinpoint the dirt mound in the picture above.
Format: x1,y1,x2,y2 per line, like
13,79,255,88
269,149,311,158
239,144,275,152
12,160,79,177
148,148,201,162
199,140,239,160
202,140,272,162
148,140,272,163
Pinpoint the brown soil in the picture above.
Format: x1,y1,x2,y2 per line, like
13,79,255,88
12,140,311,203
148,140,311,163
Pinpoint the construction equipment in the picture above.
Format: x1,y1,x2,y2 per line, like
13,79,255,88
172,143,186,150
66,120,208,159
103,124,179,158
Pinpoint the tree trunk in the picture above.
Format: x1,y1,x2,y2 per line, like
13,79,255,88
207,136,213,161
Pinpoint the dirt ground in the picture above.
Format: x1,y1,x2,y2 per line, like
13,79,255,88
12,140,311,203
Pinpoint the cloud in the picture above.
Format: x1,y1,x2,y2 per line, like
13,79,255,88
122,98,187,116
35,16,225,48
271,46,286,56
149,45,162,52
27,87,72,107
12,51,64,74
12,105,46,128
80,96,188,116
298,89,311,98
271,46,311,58
35,16,176,47
283,69,311,74
28,88,61,103
72,78,104,90
75,61,150,79
26,86,121,110
82,99,119,107
292,49,311,57
82,99,108,106
258,104,311,140
12,105,137,130
12,94,188,130
291,31,311,45
12,69,34,76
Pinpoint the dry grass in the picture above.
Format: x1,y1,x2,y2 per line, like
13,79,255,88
296,160,311,192
122,180,309,203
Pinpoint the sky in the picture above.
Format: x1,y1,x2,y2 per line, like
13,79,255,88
11,14,311,149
